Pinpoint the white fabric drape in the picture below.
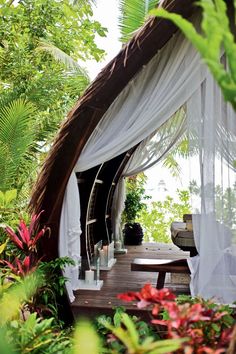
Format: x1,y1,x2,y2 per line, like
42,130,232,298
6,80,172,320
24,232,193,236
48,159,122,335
187,72,236,303
75,22,206,173
111,108,187,244
59,14,236,304
62,20,208,302
59,172,82,302
111,177,126,244
124,107,187,176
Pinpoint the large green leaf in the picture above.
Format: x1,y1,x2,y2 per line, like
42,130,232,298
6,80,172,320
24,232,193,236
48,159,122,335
0,273,42,326
119,0,157,43
0,99,37,191
151,0,236,110
36,40,90,77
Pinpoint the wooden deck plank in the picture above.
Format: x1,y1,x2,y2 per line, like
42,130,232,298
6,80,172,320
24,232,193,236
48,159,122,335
71,243,190,320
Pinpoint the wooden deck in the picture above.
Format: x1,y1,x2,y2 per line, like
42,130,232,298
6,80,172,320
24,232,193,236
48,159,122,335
71,243,190,320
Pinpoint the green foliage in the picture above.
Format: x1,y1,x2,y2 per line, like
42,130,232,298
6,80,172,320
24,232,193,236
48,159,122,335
0,0,107,205
137,189,191,243
8,314,71,354
35,257,75,324
98,311,183,353
0,189,25,234
119,0,157,43
151,0,236,110
72,320,101,354
118,283,235,353
123,174,150,224
97,306,160,353
0,273,71,354
0,99,37,192
1,214,73,326
0,272,43,325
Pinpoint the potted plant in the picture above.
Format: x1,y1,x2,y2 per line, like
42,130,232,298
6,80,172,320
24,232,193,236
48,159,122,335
122,174,148,245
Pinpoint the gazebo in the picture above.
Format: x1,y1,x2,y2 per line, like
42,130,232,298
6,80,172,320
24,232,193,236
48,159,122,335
30,0,236,322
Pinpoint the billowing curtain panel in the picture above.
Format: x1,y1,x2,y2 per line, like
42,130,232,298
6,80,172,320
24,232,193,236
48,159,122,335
59,172,81,302
111,108,187,244
74,18,205,173
60,15,212,302
187,71,236,304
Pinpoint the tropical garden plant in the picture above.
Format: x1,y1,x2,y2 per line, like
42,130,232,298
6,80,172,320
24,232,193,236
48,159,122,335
0,214,236,353
137,189,191,243
118,0,157,43
117,283,236,353
122,173,150,245
151,0,236,112
0,0,107,211
0,213,74,325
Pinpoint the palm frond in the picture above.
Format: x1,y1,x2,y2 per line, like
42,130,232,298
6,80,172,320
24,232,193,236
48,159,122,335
119,0,157,43
0,99,37,191
69,0,96,6
36,40,89,78
162,154,182,178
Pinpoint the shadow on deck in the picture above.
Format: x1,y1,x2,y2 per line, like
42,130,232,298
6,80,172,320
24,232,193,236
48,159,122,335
71,242,190,321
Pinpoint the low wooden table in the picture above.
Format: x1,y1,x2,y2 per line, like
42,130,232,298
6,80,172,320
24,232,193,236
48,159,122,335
171,222,198,257
131,258,190,289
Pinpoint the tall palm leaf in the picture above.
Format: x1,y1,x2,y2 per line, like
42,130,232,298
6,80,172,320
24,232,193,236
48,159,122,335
36,40,90,80
119,0,157,43
0,99,37,192
69,0,96,6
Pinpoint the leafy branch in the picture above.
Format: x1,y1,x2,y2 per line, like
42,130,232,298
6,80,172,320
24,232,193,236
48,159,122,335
151,0,236,110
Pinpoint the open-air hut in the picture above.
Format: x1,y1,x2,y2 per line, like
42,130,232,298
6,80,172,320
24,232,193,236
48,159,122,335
30,0,236,322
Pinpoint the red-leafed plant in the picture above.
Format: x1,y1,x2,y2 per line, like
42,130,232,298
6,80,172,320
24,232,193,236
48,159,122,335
118,283,236,353
1,212,49,277
5,211,48,255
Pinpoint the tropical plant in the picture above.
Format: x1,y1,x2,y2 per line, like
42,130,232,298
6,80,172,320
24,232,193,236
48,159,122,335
0,0,107,206
98,311,183,354
0,271,71,354
122,174,150,245
0,213,48,313
123,173,149,224
1,214,75,324
0,189,26,242
0,99,37,193
96,306,161,353
35,257,75,323
8,313,71,354
118,283,236,353
137,189,191,243
151,0,236,111
119,0,157,44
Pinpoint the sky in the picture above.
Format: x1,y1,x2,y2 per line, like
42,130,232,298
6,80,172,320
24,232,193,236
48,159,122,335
85,0,121,80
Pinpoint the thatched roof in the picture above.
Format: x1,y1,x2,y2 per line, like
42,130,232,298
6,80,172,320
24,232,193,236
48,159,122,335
30,0,196,259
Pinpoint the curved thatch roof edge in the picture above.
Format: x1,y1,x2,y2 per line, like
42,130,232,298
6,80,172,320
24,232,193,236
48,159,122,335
29,0,196,256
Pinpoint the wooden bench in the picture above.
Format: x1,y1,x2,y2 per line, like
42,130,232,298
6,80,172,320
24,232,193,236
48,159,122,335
131,258,190,289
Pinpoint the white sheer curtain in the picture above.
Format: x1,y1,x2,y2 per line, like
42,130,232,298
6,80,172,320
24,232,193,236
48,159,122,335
60,15,236,303
111,108,187,244
61,19,207,301
187,71,236,304
74,19,206,173
59,172,81,302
